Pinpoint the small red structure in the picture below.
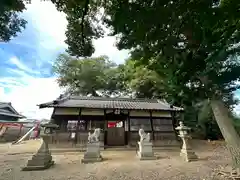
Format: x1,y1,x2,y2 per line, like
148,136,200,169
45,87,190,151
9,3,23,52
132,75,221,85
0,120,41,139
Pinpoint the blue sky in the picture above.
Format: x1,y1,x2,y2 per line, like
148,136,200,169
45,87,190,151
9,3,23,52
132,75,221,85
0,1,129,119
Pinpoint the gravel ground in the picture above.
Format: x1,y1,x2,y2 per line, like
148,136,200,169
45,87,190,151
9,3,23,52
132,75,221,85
0,140,231,180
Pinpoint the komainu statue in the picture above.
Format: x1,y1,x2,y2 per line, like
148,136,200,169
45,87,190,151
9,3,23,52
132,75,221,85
88,128,101,143
138,128,151,142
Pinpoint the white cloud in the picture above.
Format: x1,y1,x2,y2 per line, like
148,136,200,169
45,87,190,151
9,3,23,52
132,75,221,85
93,36,130,64
0,75,63,119
9,57,40,75
0,67,63,119
24,0,68,49
0,87,5,98
6,68,33,78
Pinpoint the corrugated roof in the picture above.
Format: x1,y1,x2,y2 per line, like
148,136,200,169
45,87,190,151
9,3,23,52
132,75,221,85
38,96,183,111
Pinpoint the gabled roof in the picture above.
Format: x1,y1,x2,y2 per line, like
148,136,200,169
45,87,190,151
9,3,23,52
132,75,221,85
38,96,184,111
0,102,25,118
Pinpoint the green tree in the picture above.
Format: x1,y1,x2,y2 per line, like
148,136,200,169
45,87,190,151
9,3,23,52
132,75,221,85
52,54,124,96
121,59,164,98
0,0,27,41
51,0,240,169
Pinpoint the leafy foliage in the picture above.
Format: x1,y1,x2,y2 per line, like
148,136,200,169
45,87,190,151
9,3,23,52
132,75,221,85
0,0,27,41
52,54,125,96
122,59,164,98
51,0,105,57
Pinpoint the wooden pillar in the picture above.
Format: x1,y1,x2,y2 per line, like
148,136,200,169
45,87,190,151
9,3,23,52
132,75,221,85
127,110,131,146
128,110,131,131
104,109,107,147
84,118,88,130
171,110,179,139
104,109,107,129
89,120,92,130
150,110,155,140
171,110,176,126
75,108,81,144
122,111,125,129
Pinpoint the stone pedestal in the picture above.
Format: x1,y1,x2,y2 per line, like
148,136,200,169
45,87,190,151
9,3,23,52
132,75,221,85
175,121,198,162
179,137,198,162
137,141,156,160
22,135,54,171
81,142,103,163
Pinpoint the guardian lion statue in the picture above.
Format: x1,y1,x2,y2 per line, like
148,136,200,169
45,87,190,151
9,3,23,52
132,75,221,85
138,128,151,142
88,128,101,143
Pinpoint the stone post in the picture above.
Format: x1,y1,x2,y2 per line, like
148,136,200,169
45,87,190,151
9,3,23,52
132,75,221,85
137,129,156,160
22,134,54,171
81,128,103,163
175,121,198,162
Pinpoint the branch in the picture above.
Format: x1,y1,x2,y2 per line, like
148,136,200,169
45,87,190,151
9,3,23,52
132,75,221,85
81,0,90,48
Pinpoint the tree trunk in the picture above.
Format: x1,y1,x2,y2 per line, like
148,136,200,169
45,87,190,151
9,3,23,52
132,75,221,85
211,99,240,168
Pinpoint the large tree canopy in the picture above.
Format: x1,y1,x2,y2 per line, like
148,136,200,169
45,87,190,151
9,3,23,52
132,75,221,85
53,55,165,98
50,0,240,106
50,0,240,169
52,54,126,97
122,59,164,98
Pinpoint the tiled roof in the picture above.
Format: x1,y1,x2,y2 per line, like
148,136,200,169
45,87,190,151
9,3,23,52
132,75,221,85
0,109,23,118
0,102,25,118
38,96,183,111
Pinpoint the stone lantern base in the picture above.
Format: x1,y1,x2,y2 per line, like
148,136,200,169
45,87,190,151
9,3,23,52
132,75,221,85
22,135,54,171
81,142,103,163
137,141,157,160
180,148,198,162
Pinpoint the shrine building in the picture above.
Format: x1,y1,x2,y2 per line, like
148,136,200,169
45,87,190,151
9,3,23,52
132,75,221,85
38,96,184,148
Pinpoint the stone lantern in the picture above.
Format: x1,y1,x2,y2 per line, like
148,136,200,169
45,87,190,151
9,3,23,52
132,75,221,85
42,123,59,135
22,130,54,171
175,121,198,162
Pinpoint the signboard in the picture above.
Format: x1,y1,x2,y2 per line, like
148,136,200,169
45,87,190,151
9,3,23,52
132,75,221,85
108,121,123,128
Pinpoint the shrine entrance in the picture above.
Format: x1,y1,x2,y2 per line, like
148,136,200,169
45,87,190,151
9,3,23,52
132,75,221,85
105,110,126,146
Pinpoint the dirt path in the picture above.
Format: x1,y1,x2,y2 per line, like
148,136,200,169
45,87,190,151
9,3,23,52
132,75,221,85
0,140,231,180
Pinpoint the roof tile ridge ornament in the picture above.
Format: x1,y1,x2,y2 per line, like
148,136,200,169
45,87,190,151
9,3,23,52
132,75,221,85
53,94,70,105
157,99,171,107
156,99,184,111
